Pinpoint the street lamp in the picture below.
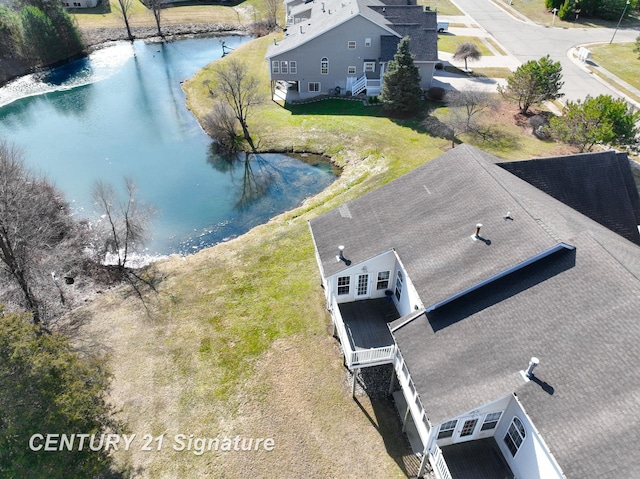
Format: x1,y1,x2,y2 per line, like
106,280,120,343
610,0,631,44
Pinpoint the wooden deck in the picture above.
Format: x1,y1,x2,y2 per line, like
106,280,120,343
338,298,398,351
441,438,514,479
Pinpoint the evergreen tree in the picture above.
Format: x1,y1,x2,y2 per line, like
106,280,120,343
379,37,422,114
0,309,122,478
498,55,564,114
549,94,639,152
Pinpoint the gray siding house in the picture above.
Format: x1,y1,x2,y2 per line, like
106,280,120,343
308,144,640,478
266,0,438,100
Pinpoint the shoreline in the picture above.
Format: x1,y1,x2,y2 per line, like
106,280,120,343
0,23,247,88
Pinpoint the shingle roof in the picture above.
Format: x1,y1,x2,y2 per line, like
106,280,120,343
309,143,640,479
498,150,640,245
266,0,437,61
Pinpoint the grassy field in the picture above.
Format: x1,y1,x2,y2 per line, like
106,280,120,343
70,32,579,478
72,0,265,29
438,34,494,56
588,42,640,92
507,0,640,28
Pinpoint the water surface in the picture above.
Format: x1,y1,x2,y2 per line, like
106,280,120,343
0,37,336,256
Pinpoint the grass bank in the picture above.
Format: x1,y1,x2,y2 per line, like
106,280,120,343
75,34,576,478
588,42,640,92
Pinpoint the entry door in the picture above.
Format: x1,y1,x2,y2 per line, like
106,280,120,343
453,416,480,443
355,273,370,299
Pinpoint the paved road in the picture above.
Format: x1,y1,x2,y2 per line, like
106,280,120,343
447,0,640,102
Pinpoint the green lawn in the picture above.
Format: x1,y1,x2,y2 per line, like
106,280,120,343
588,42,640,92
416,0,462,16
507,0,640,28
72,0,265,29
438,34,494,56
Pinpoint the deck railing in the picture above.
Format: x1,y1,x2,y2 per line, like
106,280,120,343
330,297,395,369
429,443,453,479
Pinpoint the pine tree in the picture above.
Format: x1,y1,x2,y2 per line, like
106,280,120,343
380,37,422,114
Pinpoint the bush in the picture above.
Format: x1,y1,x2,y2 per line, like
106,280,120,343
427,87,446,101
558,0,574,20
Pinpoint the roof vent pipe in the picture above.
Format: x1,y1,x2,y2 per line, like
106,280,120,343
526,357,539,378
474,223,483,238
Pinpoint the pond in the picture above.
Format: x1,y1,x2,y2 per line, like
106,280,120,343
0,36,337,257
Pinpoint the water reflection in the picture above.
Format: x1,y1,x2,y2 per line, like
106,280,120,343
0,37,337,256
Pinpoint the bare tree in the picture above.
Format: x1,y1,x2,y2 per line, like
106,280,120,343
113,0,135,41
91,177,153,273
212,58,265,152
0,140,84,327
203,102,244,153
445,88,497,131
453,42,481,71
147,0,163,37
264,0,280,31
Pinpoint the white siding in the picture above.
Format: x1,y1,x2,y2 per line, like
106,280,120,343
495,396,564,479
329,250,397,304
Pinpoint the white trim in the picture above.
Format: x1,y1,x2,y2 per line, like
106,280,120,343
425,243,575,312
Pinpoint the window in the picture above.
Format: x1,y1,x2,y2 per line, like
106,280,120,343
395,270,403,301
272,61,280,74
321,57,329,75
437,420,457,439
280,61,288,74
364,61,376,73
481,412,503,431
337,276,350,295
348,66,357,75
308,82,321,92
348,41,356,49
365,37,371,47
504,417,526,456
376,271,390,290
290,61,297,74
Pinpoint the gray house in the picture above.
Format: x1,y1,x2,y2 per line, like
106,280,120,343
266,0,438,100
308,144,640,478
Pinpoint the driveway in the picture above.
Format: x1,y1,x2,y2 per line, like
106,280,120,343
443,0,640,102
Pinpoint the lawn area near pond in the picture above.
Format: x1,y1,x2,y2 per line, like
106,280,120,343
74,33,580,478
72,0,267,29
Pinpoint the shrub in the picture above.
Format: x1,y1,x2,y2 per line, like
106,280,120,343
427,86,446,101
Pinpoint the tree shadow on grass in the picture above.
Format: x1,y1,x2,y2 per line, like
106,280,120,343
466,125,521,152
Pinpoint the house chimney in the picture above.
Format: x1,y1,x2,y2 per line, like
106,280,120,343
526,357,539,378
474,223,483,238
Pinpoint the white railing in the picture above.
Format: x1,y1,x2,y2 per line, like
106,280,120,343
351,75,367,96
330,297,395,369
429,443,453,479
352,345,395,367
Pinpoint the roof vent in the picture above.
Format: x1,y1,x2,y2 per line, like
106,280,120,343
504,211,513,220
474,223,483,238
526,357,539,378
336,245,352,266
